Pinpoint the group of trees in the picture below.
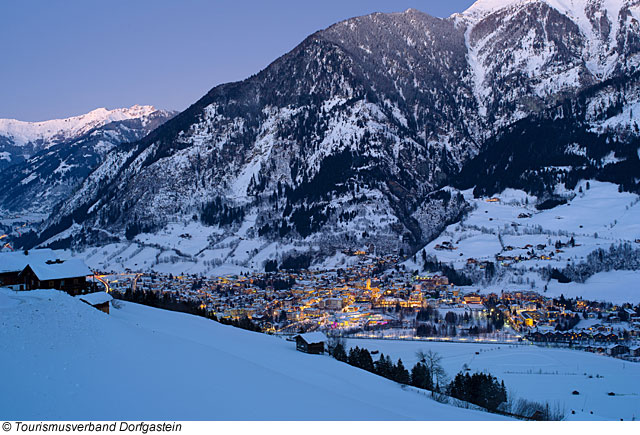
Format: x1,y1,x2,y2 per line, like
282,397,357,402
547,243,640,284
329,342,440,391
253,275,295,290
447,372,508,412
416,323,456,337
200,197,246,227
421,253,473,285
124,219,163,241
112,288,262,333
554,312,581,331
415,306,503,338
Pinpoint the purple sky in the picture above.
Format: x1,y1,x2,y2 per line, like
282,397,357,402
1,0,476,121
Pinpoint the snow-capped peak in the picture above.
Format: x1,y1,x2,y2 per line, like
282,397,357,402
461,0,628,21
459,0,637,82
461,0,528,17
0,104,163,148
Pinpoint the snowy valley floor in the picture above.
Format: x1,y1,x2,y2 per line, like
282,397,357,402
345,338,640,421
0,289,507,421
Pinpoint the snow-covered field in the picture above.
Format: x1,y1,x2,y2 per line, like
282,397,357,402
345,338,640,421
543,270,640,304
0,288,507,420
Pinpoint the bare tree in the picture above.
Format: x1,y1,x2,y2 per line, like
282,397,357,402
416,349,447,393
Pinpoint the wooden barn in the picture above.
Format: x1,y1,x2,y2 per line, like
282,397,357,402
295,332,328,354
76,292,113,314
19,258,93,295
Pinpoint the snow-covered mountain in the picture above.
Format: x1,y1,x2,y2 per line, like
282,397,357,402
0,105,169,169
27,0,640,271
0,106,176,215
0,288,506,420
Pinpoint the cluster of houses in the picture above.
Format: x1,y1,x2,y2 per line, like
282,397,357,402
526,331,640,357
465,239,578,267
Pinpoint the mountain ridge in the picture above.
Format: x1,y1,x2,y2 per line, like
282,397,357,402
11,0,640,273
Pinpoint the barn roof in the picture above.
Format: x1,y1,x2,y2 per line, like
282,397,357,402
22,259,92,281
76,292,113,306
296,332,328,344
0,249,56,273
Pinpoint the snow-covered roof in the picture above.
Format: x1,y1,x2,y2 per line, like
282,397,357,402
24,259,92,281
296,332,328,344
76,292,113,306
0,249,56,273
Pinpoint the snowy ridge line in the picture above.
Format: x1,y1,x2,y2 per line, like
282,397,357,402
0,105,160,146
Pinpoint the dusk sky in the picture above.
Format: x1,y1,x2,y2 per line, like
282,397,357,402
1,0,476,121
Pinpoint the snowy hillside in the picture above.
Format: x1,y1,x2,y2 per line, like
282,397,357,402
0,288,507,420
414,180,640,303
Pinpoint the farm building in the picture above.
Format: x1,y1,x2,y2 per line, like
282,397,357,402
295,332,327,354
76,292,113,314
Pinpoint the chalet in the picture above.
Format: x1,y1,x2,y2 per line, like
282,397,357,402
607,344,629,357
76,292,113,314
295,332,327,354
19,259,92,295
0,249,56,290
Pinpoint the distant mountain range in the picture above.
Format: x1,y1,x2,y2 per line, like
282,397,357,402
5,0,640,271
0,106,176,214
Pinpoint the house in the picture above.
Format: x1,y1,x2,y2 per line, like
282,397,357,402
294,332,327,354
463,293,483,305
76,292,113,314
607,344,629,357
19,258,93,295
0,249,56,290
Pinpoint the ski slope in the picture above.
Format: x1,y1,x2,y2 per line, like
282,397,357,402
0,288,507,421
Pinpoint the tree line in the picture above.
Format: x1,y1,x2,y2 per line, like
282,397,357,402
112,288,262,333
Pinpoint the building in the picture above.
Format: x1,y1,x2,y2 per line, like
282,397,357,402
463,293,483,305
20,259,93,295
295,332,327,354
0,249,56,290
607,344,629,357
76,292,113,314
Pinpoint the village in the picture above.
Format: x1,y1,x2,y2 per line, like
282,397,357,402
1,248,639,360
90,253,640,360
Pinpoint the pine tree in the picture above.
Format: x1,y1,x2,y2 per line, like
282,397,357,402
393,359,410,384
410,362,433,390
332,343,347,362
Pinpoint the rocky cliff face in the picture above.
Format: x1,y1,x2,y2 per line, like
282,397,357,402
30,1,640,268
